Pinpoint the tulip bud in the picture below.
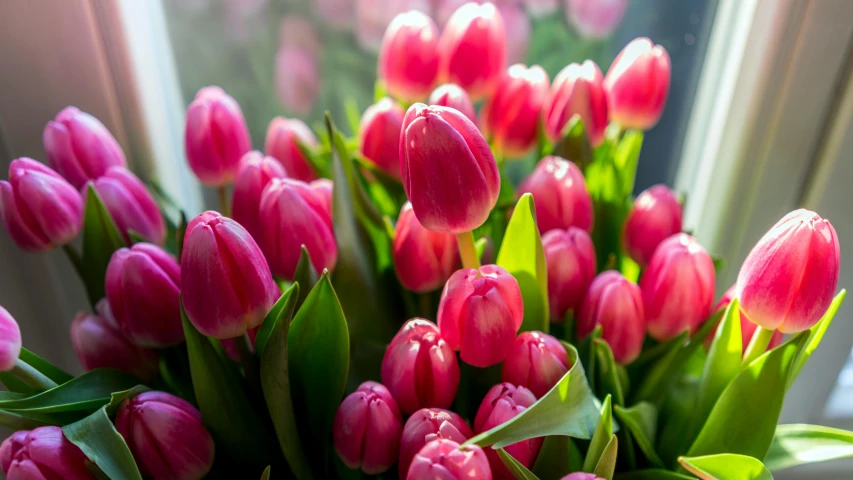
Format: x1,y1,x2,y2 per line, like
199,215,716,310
736,209,840,333
604,38,671,130
543,60,608,147
379,11,440,102
310,178,334,217
543,227,596,321
393,202,459,292
707,286,783,353
399,408,473,477
481,64,550,158
474,383,542,479
407,439,492,480
184,86,252,186
0,427,94,480
265,117,319,182
562,474,605,480
499,4,531,64
640,233,715,341
278,15,321,54
428,83,476,123
43,106,127,189
438,2,507,100
517,156,593,234
0,158,83,252
181,211,280,339
438,265,523,367
116,391,215,480
274,46,319,115
0,306,21,372
578,270,645,364
334,381,403,474
71,300,159,380
232,151,288,239
565,0,629,39
90,166,166,245
360,98,406,179
501,331,571,398
623,184,683,267
400,103,500,233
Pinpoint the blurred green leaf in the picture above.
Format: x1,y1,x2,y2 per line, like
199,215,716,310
0,373,37,395
696,300,743,429
260,466,271,480
593,339,625,405
498,448,541,480
291,246,319,312
790,290,846,385
614,403,664,468
613,131,644,198
344,97,362,137
584,395,613,472
532,436,576,479
593,435,618,480
765,424,853,472
552,116,593,170
0,369,138,414
80,185,127,306
679,454,773,480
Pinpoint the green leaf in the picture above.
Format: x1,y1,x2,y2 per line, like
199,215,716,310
584,395,613,472
498,448,541,480
255,283,299,359
0,408,59,430
80,185,127,306
0,369,138,414
765,424,853,472
615,470,696,480
496,193,549,334
292,246,319,311
613,131,644,197
532,436,575,479
18,347,74,385
0,372,37,395
614,403,664,468
679,454,773,480
593,339,625,405
552,115,593,171
790,290,846,384
593,435,618,480
697,300,743,424
260,466,271,480
656,376,700,468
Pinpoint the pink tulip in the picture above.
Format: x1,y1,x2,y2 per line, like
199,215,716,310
379,11,440,102
400,103,500,233
481,64,550,158
181,211,280,339
407,439,492,480
437,265,523,367
565,0,628,39
42,106,127,189
184,86,252,186
543,227,596,322
517,156,593,233
399,408,473,477
524,0,558,17
310,178,334,216
0,158,83,252
438,2,507,100
562,474,605,480
0,306,21,372
333,381,403,474
116,391,215,480
578,270,645,364
707,286,783,353
393,202,459,292
0,427,94,480
360,98,406,179
357,0,432,51
736,209,840,333
278,15,321,55
428,83,476,123
71,300,159,380
502,331,570,398
265,117,319,182
90,166,166,245
274,46,319,116
498,4,531,65
475,383,542,479
623,184,683,267
604,37,671,130
231,151,288,239
640,233,715,341
543,60,608,147
313,0,354,30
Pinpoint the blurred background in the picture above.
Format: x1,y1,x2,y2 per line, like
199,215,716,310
0,1,851,477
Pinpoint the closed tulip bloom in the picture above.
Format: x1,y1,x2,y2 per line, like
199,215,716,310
0,427,94,480
382,319,460,414
502,331,571,398
90,166,166,245
231,151,288,239
707,286,783,353
43,106,127,189
543,60,608,147
641,233,715,341
543,227,596,322
400,103,500,233
438,2,507,100
182,211,280,339
475,383,542,479
265,117,319,182
399,408,473,477
566,0,628,39
334,381,403,474
274,46,319,115
310,178,334,216
360,98,406,179
604,38,671,130
437,265,523,367
481,64,550,158
623,184,683,266
0,158,83,252
736,209,840,333
407,439,491,480
379,11,440,102
71,300,159,380
562,474,605,480
184,86,252,185
578,271,645,364
0,306,21,372
116,391,215,480
394,202,459,292
428,83,476,123
517,156,593,233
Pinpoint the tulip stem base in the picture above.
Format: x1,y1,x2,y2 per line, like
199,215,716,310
743,326,775,367
234,333,261,401
457,231,481,270
11,359,58,391
217,185,231,217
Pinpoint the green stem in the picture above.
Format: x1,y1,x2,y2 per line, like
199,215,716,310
217,185,231,218
11,359,58,391
234,333,261,402
742,326,775,367
456,231,481,270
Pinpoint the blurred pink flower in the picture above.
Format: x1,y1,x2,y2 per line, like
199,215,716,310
523,0,558,17
356,0,432,51
565,0,628,39
313,0,355,30
278,15,322,55
274,46,320,115
224,0,269,41
498,4,531,64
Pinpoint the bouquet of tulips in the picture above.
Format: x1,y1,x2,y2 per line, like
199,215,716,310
0,3,849,480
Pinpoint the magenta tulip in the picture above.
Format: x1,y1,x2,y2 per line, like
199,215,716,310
399,408,473,477
543,227,597,321
578,270,645,364
333,381,403,474
274,46,319,115
499,4,531,64
181,211,280,339
265,117,319,182
707,286,783,353
360,98,406,179
310,178,334,217
379,10,440,102
502,331,571,398
481,64,550,158
543,60,608,147
0,306,21,372
407,439,492,480
0,158,83,252
0,427,94,480
393,202,459,292
231,151,288,239
623,184,683,266
428,83,476,123
400,103,500,233
517,156,593,233
43,106,127,189
641,233,715,341
562,474,605,480
565,0,628,39
604,37,671,130
90,166,166,245
116,391,215,480
736,209,840,333
475,383,542,479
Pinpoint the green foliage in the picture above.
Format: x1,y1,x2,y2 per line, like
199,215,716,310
584,395,614,473
79,185,127,307
765,424,853,472
532,436,579,479
679,454,773,480
254,283,300,359
614,403,664,468
696,300,743,428
499,448,541,480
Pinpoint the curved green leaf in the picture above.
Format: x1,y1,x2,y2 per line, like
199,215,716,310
679,454,773,480
260,466,271,480
614,403,664,468
697,300,743,428
498,448,541,480
615,470,695,480
292,246,319,311
593,339,625,405
594,435,618,480
765,424,853,472
255,283,300,358
584,395,613,472
0,369,138,413
532,436,578,479
552,115,593,170
18,348,73,385
613,131,644,198
80,184,127,306
790,290,846,384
